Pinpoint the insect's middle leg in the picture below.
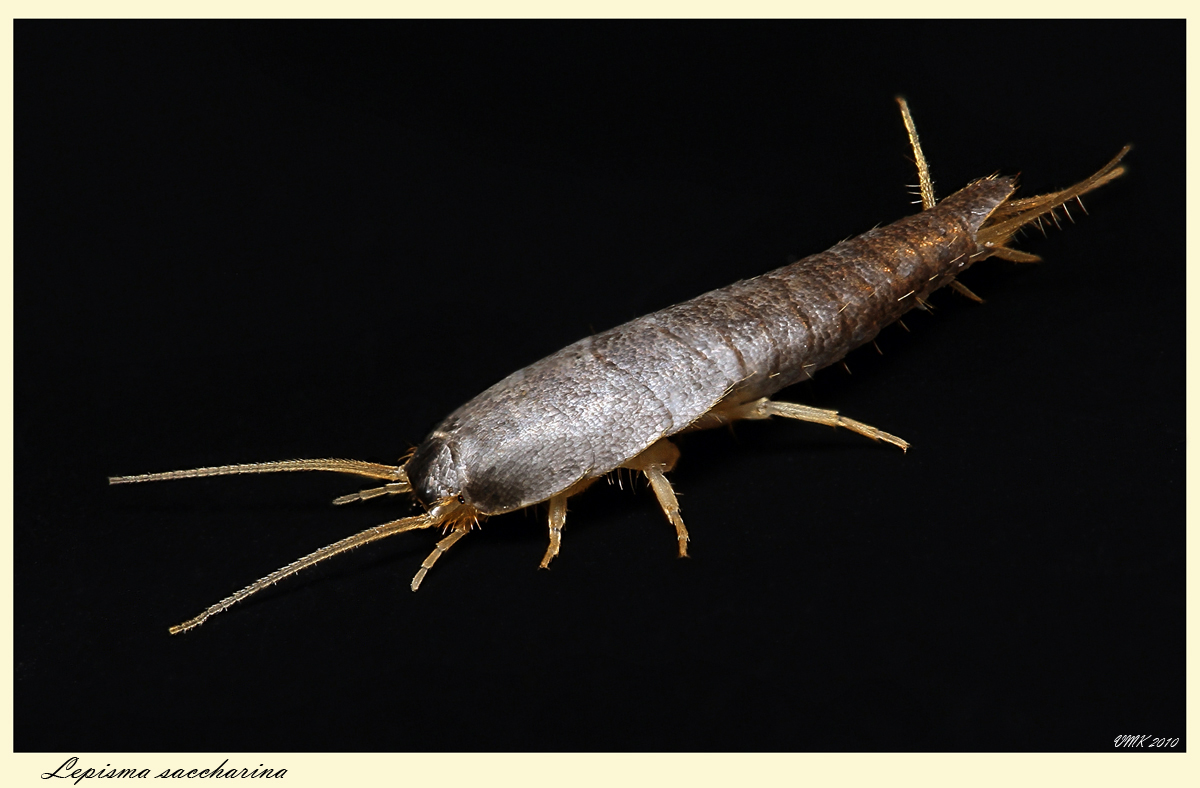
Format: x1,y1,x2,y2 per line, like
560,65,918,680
739,398,909,451
537,477,600,568
623,439,690,557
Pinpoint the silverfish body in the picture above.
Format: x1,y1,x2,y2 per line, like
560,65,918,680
408,179,1012,514
110,100,1128,633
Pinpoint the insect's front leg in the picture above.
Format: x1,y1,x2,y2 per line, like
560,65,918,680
539,495,568,569
623,439,690,557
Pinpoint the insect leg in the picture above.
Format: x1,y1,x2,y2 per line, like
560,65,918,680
411,525,471,591
623,439,690,557
643,467,689,557
539,494,569,569
742,398,909,452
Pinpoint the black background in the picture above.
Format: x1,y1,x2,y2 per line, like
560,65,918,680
17,21,1184,752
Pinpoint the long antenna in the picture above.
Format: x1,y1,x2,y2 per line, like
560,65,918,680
109,457,407,485
169,509,448,634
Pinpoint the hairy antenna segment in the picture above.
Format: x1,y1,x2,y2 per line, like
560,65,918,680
109,458,409,486
167,500,462,635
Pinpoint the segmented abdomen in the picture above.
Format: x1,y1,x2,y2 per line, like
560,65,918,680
650,176,1017,407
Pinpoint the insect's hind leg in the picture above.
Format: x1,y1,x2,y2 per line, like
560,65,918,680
740,398,909,452
623,439,690,557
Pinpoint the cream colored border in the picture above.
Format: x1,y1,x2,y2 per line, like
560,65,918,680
3,4,1194,788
